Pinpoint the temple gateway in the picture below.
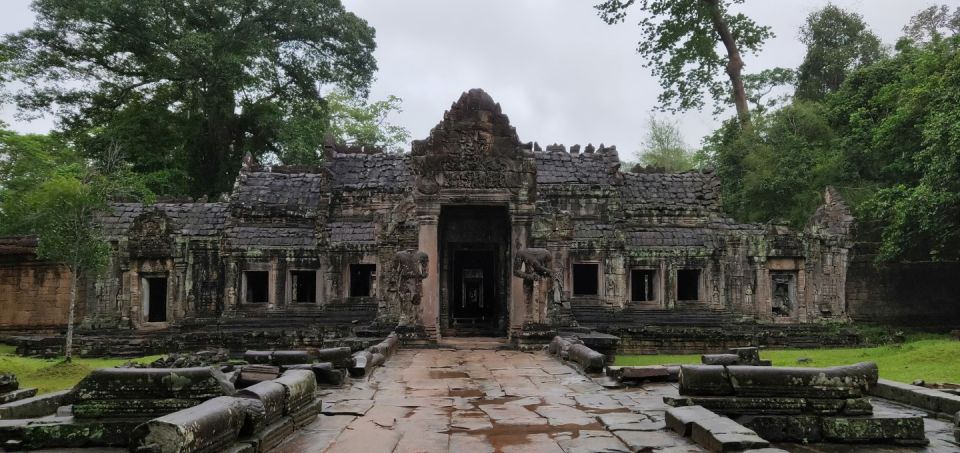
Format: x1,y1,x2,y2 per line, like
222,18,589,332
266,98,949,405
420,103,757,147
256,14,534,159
1,89,859,352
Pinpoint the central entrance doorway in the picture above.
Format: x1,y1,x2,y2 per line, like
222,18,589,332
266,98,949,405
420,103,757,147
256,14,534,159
440,205,509,336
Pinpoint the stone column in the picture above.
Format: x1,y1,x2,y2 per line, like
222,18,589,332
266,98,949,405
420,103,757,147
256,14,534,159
417,214,440,340
509,216,531,337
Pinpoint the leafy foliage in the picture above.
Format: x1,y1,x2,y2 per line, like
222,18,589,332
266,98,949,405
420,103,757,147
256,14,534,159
795,4,885,101
635,115,696,172
707,29,960,262
1,0,378,196
903,4,960,44
595,0,772,119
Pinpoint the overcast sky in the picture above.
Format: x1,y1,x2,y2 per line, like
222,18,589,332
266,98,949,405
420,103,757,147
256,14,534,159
1,0,955,159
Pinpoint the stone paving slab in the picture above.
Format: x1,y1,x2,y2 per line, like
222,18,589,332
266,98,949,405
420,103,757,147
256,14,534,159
269,347,956,453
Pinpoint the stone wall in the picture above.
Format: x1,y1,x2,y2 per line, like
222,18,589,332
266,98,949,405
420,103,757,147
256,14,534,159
846,245,960,328
0,261,73,332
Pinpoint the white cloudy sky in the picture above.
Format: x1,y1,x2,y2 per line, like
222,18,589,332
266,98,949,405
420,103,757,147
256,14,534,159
0,0,954,159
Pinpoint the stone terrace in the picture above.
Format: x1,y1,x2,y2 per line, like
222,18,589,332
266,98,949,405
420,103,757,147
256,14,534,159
273,344,958,453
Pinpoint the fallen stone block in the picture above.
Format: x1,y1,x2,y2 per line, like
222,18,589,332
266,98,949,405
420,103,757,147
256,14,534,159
349,351,374,377
691,416,769,452
73,367,234,418
367,333,399,358
0,389,73,419
236,381,286,423
369,352,386,367
243,350,273,365
273,370,317,414
609,366,671,382
133,396,245,453
0,389,37,405
547,336,582,360
312,347,354,368
236,365,281,388
1,417,140,449
239,416,293,452
664,396,873,416
680,362,878,398
270,350,313,366
665,405,721,436
870,378,960,416
820,414,928,445
288,399,320,428
729,347,761,364
567,344,604,373
0,374,18,394
282,362,344,386
75,367,234,401
736,414,823,442
679,365,734,397
702,354,740,366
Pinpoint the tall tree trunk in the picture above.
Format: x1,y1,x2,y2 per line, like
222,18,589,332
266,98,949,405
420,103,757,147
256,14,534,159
703,0,751,124
64,267,78,363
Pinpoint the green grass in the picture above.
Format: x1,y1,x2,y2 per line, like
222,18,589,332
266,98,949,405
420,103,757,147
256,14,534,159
614,336,960,384
0,344,163,394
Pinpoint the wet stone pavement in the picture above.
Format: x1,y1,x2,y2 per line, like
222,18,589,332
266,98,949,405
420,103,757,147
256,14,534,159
273,341,959,453
273,341,702,453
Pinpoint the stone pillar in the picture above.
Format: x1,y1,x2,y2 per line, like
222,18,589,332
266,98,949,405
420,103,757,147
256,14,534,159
509,216,530,337
417,215,440,340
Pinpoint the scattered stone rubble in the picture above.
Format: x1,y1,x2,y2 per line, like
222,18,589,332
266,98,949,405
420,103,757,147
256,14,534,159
0,333,399,451
0,373,36,406
666,361,929,446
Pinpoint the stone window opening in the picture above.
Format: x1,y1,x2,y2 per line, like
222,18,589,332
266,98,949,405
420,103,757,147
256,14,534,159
349,264,376,297
289,270,317,304
572,263,600,296
676,269,701,301
142,276,167,322
243,271,270,304
630,269,657,302
771,272,797,317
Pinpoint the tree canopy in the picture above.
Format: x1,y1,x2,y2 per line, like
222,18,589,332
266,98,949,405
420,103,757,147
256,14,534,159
794,4,885,101
635,115,696,172
595,0,773,122
1,0,378,197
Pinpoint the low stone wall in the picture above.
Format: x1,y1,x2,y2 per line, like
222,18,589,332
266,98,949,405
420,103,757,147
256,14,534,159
0,262,74,332
610,324,863,355
846,248,960,328
10,325,383,358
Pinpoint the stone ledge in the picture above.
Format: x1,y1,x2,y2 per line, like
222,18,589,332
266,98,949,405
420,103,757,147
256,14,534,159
870,378,960,419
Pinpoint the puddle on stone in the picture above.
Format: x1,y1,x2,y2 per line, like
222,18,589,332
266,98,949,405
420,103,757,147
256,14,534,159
429,370,470,379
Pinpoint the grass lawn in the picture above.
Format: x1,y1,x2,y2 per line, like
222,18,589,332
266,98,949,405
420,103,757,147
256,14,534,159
614,335,960,384
0,344,163,394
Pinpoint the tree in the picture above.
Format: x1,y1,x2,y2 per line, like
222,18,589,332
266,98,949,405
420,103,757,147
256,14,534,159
795,4,885,101
277,89,410,164
828,37,960,261
595,0,773,123
1,0,378,197
0,129,151,361
635,115,695,172
903,4,960,44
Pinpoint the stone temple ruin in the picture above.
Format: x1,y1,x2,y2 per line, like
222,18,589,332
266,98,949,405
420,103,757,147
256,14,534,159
1,89,861,354
2,89,960,452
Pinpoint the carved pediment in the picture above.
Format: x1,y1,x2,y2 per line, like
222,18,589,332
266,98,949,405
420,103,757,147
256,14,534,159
129,209,174,258
411,89,536,194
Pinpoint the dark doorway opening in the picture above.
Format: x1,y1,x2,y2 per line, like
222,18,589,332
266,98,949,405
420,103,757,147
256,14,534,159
573,263,599,296
349,264,376,297
146,277,167,322
451,250,498,326
440,205,510,336
677,269,701,301
244,271,269,304
290,270,317,303
631,269,656,302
